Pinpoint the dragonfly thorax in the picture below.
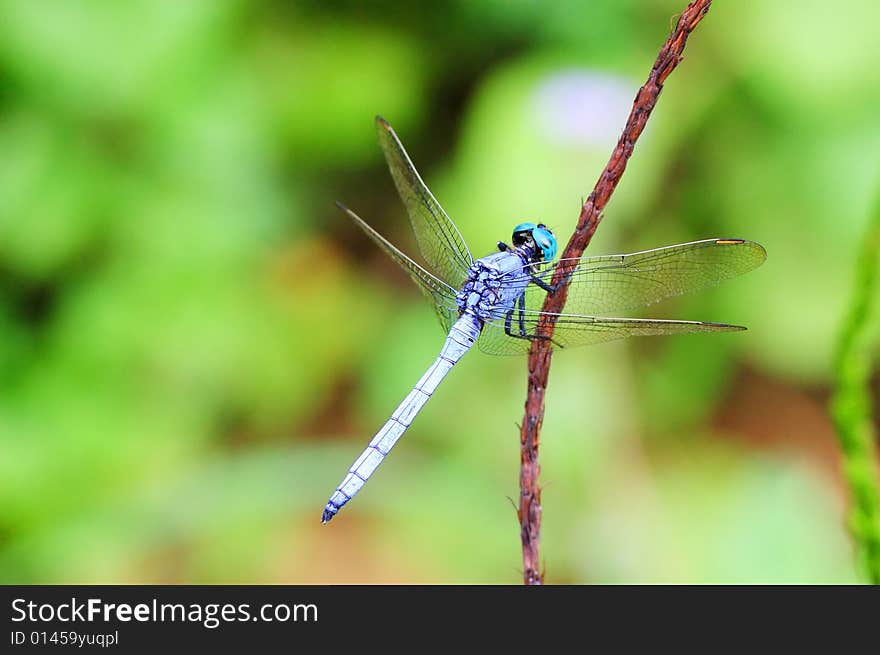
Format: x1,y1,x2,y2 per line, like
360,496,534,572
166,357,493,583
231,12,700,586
456,249,533,322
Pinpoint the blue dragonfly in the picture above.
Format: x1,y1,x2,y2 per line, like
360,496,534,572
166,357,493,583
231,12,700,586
322,116,766,523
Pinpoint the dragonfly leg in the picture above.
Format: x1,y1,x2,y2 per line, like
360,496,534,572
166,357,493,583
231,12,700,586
502,295,529,339
502,295,564,348
532,271,574,293
530,269,575,295
517,291,528,336
503,309,534,342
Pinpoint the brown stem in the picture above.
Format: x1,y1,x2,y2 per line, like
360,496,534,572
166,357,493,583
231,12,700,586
518,0,714,585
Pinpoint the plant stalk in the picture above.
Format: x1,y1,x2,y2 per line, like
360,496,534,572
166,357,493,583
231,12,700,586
518,0,714,585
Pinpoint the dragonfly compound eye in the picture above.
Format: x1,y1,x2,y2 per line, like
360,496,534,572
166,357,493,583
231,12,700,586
532,226,557,261
511,221,538,247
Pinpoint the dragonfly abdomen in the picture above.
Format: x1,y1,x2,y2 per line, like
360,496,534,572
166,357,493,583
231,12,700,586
321,315,480,523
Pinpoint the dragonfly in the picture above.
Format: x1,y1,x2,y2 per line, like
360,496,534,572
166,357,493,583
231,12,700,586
322,116,766,524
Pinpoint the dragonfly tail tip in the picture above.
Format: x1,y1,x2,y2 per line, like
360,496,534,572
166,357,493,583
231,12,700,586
321,508,336,525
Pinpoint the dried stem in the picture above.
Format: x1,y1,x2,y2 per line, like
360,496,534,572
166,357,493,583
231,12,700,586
518,0,714,585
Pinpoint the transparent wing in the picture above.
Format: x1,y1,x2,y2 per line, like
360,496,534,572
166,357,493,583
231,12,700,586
478,314,744,356
376,116,474,288
337,202,460,333
520,239,767,315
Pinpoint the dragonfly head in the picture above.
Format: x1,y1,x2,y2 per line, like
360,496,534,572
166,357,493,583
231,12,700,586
512,222,557,262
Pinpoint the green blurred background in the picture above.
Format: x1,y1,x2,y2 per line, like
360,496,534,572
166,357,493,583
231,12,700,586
1,0,878,584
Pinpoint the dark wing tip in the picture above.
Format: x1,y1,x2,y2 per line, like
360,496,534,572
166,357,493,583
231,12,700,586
335,201,366,227
375,115,390,129
702,321,747,331
334,201,358,220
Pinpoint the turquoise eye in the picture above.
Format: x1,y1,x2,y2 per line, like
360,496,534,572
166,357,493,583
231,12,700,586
532,226,557,260
513,221,537,234
511,221,556,260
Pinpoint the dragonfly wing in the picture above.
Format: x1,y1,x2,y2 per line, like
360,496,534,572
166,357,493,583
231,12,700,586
376,116,474,288
337,202,460,332
527,239,767,315
477,312,744,356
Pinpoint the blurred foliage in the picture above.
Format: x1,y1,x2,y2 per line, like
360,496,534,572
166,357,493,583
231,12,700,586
0,0,877,583
830,190,880,584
